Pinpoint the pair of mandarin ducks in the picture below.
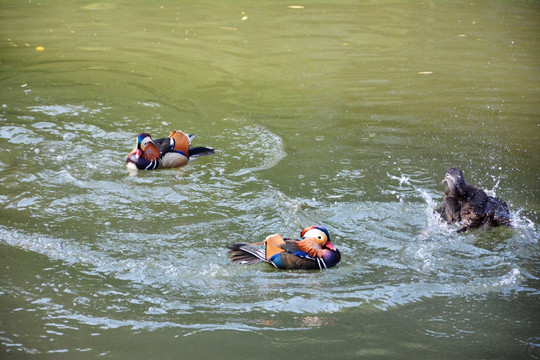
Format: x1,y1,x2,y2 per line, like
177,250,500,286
126,130,341,270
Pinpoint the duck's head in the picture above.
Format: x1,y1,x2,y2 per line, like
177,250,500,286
300,225,336,251
126,133,162,171
442,167,466,195
127,133,160,160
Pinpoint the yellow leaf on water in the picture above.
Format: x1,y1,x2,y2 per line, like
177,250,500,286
36,46,45,52
288,5,304,9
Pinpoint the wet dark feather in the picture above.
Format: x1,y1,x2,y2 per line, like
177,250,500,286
436,168,511,232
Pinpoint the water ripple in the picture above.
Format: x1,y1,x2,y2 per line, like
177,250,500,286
0,105,538,339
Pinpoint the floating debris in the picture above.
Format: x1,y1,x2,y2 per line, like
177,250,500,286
417,71,433,75
36,46,44,52
288,5,305,9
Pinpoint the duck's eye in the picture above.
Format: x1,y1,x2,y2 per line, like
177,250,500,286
318,236,322,239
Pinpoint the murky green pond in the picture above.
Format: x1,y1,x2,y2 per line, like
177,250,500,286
1,0,539,358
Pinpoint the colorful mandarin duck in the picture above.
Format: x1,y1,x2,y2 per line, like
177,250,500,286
435,167,511,232
126,130,214,170
227,226,341,270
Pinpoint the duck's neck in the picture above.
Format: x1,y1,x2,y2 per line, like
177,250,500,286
321,248,341,267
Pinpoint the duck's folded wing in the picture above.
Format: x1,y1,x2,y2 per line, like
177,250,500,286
280,239,301,253
281,240,318,260
152,137,172,154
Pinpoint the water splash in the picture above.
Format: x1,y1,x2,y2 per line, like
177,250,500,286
387,172,411,186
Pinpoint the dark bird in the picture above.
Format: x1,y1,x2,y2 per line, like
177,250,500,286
126,130,214,170
435,167,511,232
227,226,341,270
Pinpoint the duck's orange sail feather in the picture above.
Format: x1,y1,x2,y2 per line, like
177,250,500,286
168,130,190,155
264,234,286,261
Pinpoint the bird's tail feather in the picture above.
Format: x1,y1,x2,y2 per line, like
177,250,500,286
189,146,215,158
227,243,266,265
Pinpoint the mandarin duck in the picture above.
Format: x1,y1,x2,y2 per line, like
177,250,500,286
227,226,341,270
126,130,214,170
435,167,511,232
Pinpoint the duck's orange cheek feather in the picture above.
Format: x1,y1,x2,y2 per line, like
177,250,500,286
297,239,324,258
142,143,161,161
